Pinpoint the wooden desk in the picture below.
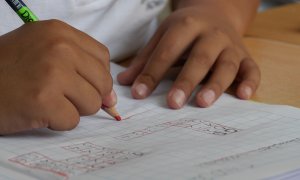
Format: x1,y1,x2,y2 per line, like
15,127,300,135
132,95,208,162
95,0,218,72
245,38,300,108
246,3,300,45
245,4,300,108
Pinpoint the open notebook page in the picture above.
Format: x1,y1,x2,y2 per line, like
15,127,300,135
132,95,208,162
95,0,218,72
0,63,300,180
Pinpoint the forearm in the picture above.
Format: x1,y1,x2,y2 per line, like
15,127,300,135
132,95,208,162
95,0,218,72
171,0,260,35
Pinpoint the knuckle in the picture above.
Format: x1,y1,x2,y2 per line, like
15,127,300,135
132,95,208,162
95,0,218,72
158,50,172,63
221,60,239,73
41,61,63,80
190,52,214,68
44,19,68,31
210,28,230,42
212,27,226,37
46,37,76,55
181,16,198,27
30,87,51,109
30,118,49,129
29,70,62,107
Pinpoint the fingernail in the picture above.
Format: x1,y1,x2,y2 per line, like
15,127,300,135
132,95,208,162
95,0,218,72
171,89,186,108
134,83,149,97
243,86,252,99
202,90,215,106
102,90,117,107
109,90,117,105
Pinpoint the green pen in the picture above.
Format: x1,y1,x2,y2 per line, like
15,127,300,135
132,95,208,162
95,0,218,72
5,0,38,23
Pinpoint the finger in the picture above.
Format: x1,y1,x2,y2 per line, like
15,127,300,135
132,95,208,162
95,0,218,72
236,58,261,100
42,20,111,70
71,44,113,97
22,92,80,132
117,23,167,85
102,90,117,108
64,72,102,116
117,56,149,86
47,95,80,131
0,114,44,135
196,49,241,108
132,24,200,99
167,35,228,109
67,24,111,69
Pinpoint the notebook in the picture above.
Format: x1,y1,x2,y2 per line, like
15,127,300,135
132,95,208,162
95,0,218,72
0,63,300,180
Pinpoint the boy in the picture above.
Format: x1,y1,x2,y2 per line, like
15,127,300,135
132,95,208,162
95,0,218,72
0,0,260,134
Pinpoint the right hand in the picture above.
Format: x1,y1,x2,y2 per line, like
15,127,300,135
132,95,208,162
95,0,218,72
0,20,114,135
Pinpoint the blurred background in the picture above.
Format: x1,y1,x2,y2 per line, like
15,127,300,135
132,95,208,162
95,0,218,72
260,0,300,11
160,0,300,21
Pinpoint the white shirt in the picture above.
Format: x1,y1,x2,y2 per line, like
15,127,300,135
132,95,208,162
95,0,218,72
1,0,167,61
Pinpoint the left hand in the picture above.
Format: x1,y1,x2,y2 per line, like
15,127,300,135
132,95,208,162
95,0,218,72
117,4,260,109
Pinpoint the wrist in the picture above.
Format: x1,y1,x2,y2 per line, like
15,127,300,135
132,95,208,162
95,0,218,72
171,0,259,35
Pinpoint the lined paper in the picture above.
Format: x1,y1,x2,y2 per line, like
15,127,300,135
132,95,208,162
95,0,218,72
0,63,300,180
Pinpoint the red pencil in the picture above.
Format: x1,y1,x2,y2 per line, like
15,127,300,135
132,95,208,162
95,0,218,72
101,105,122,121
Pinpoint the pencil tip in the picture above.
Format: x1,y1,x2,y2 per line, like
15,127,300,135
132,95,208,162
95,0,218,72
115,116,122,121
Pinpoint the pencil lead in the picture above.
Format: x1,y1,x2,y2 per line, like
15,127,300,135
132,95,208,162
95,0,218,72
115,115,122,121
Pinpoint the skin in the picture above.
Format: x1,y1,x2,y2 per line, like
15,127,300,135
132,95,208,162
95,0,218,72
117,0,261,109
0,0,260,134
0,20,116,135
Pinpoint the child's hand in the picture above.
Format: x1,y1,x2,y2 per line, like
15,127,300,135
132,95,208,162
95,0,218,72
0,20,115,135
118,1,260,109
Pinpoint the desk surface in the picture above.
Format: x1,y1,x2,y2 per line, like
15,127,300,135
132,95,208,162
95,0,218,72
245,4,300,108
246,4,300,45
245,38,300,107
